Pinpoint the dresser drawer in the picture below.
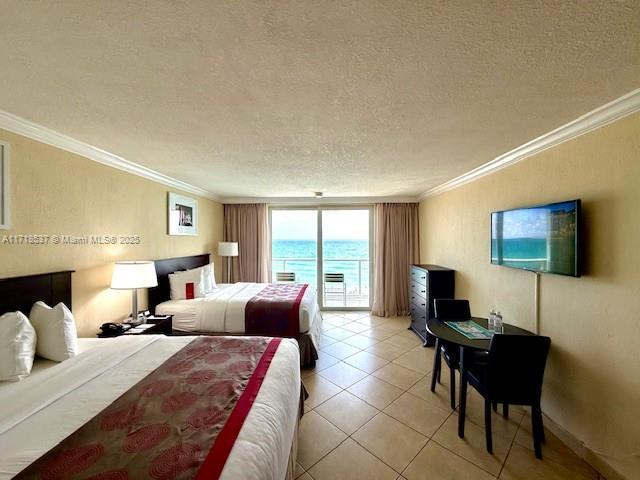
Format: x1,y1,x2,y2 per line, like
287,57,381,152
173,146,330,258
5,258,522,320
409,303,427,320
410,268,427,287
410,281,427,299
411,296,427,312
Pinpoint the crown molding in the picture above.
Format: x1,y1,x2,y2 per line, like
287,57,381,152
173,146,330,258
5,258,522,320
221,195,419,205
420,87,640,199
0,110,220,200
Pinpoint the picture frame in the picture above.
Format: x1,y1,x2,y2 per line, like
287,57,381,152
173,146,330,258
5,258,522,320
0,141,9,230
168,192,198,236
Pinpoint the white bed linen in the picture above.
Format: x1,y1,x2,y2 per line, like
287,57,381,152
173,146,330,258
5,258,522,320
156,282,320,334
0,335,300,480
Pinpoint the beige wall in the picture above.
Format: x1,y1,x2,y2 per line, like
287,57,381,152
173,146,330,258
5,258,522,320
0,129,224,336
419,113,640,479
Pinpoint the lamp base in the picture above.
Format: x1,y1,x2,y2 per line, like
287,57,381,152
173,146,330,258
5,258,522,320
126,288,142,325
125,315,144,326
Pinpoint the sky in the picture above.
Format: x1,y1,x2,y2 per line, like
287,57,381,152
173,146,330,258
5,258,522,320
272,209,369,240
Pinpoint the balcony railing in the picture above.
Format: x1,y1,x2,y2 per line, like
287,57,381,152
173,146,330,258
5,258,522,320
272,257,370,306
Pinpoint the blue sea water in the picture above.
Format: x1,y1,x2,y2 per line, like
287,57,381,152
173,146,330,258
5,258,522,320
491,237,575,274
272,239,369,292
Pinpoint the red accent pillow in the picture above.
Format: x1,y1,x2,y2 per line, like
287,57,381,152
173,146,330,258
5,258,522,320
185,282,195,300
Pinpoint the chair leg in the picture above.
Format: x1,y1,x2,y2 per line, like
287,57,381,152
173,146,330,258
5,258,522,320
532,404,544,459
430,339,441,393
484,398,493,454
449,366,456,410
457,348,467,438
502,403,509,419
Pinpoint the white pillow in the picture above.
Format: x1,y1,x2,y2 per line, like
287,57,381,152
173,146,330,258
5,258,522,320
169,269,205,300
189,263,216,293
29,301,78,362
0,311,36,381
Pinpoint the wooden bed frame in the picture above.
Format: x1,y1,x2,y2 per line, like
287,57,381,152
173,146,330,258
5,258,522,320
147,253,210,314
0,270,74,315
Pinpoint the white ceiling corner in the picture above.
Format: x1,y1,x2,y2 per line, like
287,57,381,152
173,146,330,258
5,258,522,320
0,110,220,201
419,87,640,199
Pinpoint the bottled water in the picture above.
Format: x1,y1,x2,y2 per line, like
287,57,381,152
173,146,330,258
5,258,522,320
494,311,504,334
488,309,496,330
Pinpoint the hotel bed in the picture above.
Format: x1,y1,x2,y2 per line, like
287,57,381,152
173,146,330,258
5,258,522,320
0,271,302,480
149,254,322,367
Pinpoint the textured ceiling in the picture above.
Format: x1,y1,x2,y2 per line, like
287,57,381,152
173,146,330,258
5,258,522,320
1,1,639,198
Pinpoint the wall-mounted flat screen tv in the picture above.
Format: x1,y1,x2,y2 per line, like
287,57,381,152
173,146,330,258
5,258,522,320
491,199,581,277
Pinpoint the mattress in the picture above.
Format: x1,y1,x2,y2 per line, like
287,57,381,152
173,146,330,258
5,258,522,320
156,282,320,334
0,335,300,480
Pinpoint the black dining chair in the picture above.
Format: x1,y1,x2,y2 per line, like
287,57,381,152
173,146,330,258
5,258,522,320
458,334,551,458
431,299,471,409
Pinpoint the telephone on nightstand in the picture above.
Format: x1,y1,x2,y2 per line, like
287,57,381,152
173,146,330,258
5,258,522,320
99,322,131,336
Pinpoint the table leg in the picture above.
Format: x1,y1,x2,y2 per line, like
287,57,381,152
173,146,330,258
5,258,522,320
458,346,468,438
430,338,441,392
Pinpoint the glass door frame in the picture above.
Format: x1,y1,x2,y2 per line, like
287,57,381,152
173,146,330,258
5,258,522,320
269,205,373,311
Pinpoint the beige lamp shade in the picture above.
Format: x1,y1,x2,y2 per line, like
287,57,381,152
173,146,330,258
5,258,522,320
218,242,239,257
111,261,158,289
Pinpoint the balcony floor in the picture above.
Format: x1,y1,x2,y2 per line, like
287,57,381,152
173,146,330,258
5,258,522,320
323,292,370,308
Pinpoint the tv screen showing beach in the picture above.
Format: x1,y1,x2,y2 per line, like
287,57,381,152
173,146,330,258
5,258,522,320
491,200,579,276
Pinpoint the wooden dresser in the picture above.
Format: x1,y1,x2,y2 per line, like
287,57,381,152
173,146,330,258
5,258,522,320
409,264,455,346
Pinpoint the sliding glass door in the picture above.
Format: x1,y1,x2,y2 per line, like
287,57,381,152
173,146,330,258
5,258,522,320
321,209,370,308
270,207,372,310
271,209,318,292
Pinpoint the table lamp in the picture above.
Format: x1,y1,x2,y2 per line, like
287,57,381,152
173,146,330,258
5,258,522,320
111,261,158,324
218,242,239,283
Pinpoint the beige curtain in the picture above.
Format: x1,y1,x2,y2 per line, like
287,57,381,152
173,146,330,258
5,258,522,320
371,203,420,317
223,204,271,283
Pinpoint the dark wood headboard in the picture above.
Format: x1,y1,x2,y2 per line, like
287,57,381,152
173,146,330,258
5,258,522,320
148,253,210,314
0,270,74,315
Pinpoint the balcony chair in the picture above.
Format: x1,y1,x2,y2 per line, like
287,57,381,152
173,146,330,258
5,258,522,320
431,299,472,410
458,334,551,458
275,272,296,283
323,272,346,306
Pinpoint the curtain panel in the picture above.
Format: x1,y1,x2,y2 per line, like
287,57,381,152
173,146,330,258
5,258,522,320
371,203,420,317
223,204,271,283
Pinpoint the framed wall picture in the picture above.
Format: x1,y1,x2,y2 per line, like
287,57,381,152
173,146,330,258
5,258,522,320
0,141,9,229
168,192,198,236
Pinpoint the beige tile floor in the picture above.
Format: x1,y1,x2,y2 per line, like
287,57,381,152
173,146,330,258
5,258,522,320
297,311,603,480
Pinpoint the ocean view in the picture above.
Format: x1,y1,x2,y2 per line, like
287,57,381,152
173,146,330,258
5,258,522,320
272,239,369,293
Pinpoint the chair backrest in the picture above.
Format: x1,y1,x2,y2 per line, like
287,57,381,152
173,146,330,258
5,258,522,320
324,273,344,283
434,299,471,320
487,334,551,405
275,272,296,282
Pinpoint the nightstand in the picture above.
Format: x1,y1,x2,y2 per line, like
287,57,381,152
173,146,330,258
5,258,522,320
97,315,173,338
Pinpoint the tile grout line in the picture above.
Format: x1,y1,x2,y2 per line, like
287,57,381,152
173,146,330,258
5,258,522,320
305,368,447,477
304,313,462,477
496,406,528,479
310,314,598,480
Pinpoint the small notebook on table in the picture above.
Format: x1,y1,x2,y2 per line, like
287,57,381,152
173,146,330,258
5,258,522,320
444,320,494,340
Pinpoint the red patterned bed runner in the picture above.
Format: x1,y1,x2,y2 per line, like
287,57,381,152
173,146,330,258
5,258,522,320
15,336,281,480
245,283,308,338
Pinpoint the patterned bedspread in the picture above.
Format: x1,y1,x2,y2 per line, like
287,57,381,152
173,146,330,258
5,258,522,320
245,283,308,338
15,336,281,480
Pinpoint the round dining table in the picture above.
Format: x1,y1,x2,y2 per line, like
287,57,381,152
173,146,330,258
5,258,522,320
426,316,533,351
425,316,534,437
